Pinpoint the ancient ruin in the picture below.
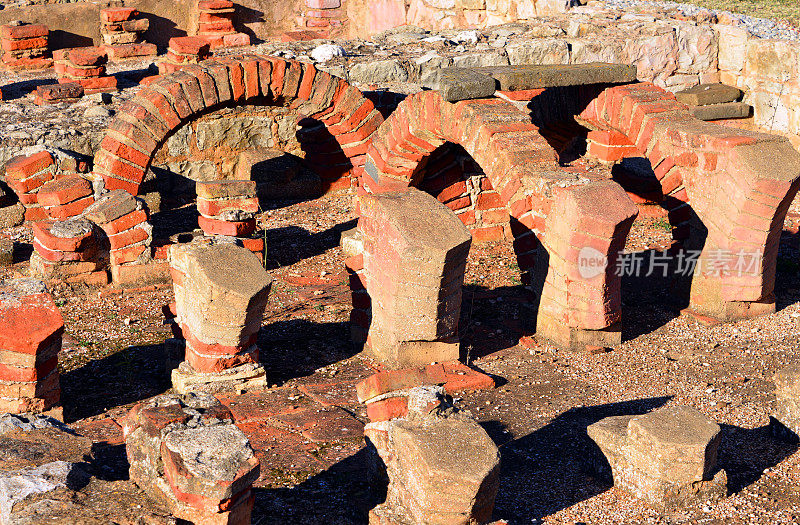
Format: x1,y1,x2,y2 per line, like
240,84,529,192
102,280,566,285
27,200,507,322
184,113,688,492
1,0,800,522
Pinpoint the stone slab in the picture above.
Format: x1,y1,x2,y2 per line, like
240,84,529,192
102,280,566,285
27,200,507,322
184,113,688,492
473,62,638,91
424,68,496,102
688,102,751,121
676,83,742,106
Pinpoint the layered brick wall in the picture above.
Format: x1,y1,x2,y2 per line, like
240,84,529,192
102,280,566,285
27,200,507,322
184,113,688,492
579,82,800,321
95,55,382,195
362,90,638,348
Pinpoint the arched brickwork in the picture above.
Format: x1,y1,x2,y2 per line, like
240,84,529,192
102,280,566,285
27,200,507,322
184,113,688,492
94,55,383,195
579,82,800,321
361,90,639,349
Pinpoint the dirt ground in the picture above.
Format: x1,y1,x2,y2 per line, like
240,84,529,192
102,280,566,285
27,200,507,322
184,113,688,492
3,184,800,524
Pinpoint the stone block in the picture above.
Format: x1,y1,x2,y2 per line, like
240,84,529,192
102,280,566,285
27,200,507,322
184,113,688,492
422,68,497,102
675,83,742,106
587,405,727,507
688,102,751,121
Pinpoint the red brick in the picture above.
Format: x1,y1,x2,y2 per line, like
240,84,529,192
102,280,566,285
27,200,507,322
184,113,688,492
104,43,157,60
37,176,92,207
1,37,47,51
366,396,408,422
33,221,94,252
108,225,149,250
100,7,138,23
306,0,341,7
197,216,256,236
0,293,63,356
110,243,147,265
4,151,54,180
197,196,259,218
198,0,234,9
103,209,148,235
0,24,48,40
471,225,504,243
36,82,83,101
198,20,235,33
222,33,250,47
66,47,107,67
168,36,210,57
476,192,503,210
45,196,94,220
355,364,448,402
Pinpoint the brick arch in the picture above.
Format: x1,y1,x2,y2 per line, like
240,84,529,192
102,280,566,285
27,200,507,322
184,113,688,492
361,90,639,349
579,82,800,321
93,55,383,195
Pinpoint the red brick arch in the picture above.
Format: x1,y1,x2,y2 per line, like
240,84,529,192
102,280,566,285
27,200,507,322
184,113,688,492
579,82,800,321
93,55,383,195
361,90,639,349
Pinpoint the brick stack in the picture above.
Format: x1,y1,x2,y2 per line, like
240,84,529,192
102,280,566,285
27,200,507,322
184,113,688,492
83,189,153,271
33,83,84,106
357,188,471,368
158,36,211,75
30,219,108,286
123,393,259,524
100,7,157,61
37,176,95,220
357,377,502,525
0,278,63,417
304,0,345,38
55,47,117,95
0,23,53,71
196,0,250,50
168,242,271,394
3,150,57,222
196,180,264,259
586,128,639,163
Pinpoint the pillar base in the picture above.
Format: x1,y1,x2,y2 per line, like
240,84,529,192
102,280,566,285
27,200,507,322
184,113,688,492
684,295,775,324
171,361,267,395
536,312,622,350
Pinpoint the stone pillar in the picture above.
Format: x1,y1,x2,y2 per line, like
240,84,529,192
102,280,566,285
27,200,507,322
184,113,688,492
356,372,501,524
168,241,271,394
587,405,727,508
123,393,259,525
357,188,471,368
0,278,63,418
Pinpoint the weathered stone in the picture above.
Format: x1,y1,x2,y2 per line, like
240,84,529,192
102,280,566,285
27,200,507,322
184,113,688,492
506,38,570,65
716,24,748,72
82,189,138,224
0,203,25,229
365,389,500,525
0,461,89,524
587,405,727,508
675,83,742,106
772,365,800,440
688,102,751,121
340,227,364,258
423,68,496,102
475,62,638,90
349,59,409,84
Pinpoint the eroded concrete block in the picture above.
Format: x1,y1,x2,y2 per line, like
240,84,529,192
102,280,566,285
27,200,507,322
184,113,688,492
587,406,727,508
